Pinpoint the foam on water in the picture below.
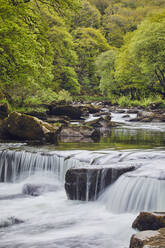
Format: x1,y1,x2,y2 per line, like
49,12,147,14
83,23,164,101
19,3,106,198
100,159,165,213
111,111,165,132
1,148,165,247
0,173,135,248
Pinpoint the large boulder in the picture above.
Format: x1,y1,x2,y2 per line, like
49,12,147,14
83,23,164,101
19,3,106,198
60,125,100,142
129,228,165,248
48,103,101,119
48,104,83,119
132,212,165,231
1,112,60,143
65,164,135,201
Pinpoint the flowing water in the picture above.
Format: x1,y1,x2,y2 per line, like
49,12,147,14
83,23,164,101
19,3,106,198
1,110,165,248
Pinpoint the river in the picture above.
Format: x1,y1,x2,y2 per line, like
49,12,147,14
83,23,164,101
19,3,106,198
0,110,165,248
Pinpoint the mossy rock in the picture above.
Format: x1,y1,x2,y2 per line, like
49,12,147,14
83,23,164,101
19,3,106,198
1,112,60,143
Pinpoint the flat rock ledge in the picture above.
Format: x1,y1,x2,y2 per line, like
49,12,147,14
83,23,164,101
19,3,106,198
65,164,135,201
132,212,165,231
129,228,165,248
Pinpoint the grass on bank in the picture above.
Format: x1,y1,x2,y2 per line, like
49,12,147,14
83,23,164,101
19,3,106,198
1,91,165,115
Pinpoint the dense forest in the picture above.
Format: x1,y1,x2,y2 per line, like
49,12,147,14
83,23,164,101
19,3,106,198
0,0,165,109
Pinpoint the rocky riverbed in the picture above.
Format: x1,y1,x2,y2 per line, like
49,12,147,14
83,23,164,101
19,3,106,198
1,102,165,247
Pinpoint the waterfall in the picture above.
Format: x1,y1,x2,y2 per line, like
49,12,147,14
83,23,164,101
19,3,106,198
0,150,86,183
100,174,165,213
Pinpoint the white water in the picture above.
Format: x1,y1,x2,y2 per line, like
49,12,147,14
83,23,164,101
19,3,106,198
1,149,165,247
111,111,165,132
1,105,165,248
0,150,86,183
100,175,165,213
0,172,135,248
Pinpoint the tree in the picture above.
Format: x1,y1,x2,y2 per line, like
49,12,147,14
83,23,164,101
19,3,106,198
95,50,118,97
72,27,110,94
72,0,101,29
39,6,80,94
115,11,165,98
102,0,165,48
88,0,110,14
0,0,53,105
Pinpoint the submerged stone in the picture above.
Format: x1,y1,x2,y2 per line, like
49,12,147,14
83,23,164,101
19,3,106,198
0,217,24,228
65,164,135,201
22,183,59,196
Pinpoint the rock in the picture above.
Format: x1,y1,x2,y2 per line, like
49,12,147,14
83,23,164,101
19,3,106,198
60,125,100,142
123,114,130,118
84,104,101,114
129,117,141,122
134,111,165,122
115,109,126,113
25,110,47,120
127,109,139,114
129,228,165,248
138,111,155,118
0,103,9,119
101,100,112,107
85,117,105,128
0,217,24,228
22,183,59,196
48,103,101,120
1,112,60,143
46,116,70,125
85,116,114,129
65,164,135,201
93,111,108,117
48,104,83,119
132,212,165,231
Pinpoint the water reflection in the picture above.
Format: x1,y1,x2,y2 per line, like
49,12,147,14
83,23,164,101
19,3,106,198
57,127,165,150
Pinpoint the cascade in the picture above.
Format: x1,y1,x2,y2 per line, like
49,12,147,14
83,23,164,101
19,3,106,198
0,150,86,183
100,174,165,213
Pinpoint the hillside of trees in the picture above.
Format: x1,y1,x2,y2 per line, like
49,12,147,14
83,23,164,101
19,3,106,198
0,0,165,109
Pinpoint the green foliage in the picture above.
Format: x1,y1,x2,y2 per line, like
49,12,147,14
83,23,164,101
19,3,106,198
112,95,165,108
73,27,110,94
102,0,165,47
57,90,73,102
95,49,118,96
89,0,110,14
72,0,101,29
115,11,165,98
0,0,53,106
1,0,165,108
48,23,80,94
